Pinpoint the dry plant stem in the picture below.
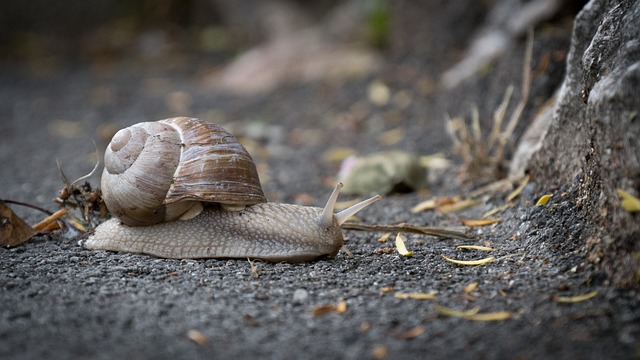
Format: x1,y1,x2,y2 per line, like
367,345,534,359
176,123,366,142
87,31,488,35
494,28,534,162
0,199,53,216
33,208,69,231
341,222,472,240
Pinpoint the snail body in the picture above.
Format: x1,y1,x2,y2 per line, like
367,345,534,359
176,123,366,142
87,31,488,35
85,117,380,262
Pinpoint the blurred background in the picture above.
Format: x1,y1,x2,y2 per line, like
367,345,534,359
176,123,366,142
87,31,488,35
0,0,583,217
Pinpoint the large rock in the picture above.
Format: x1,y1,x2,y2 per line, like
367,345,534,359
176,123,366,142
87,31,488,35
527,0,640,286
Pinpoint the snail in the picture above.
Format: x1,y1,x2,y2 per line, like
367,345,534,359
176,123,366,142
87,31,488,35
84,117,381,262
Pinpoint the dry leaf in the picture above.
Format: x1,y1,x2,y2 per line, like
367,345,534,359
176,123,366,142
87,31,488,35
391,326,426,339
433,305,480,317
0,202,36,247
394,292,438,300
411,198,439,213
379,286,395,294
464,282,479,294
465,311,512,321
186,330,209,346
552,290,598,303
617,189,640,212
506,175,530,201
481,203,514,219
395,234,414,257
536,194,554,205
442,255,494,266
312,300,347,316
377,233,391,243
456,245,496,251
437,198,483,213
460,218,501,226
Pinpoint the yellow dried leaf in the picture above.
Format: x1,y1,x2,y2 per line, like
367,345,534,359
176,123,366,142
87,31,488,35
482,203,514,219
456,245,496,251
394,292,438,300
379,286,395,294
433,305,480,317
465,311,512,321
460,218,501,226
395,233,414,257
536,194,554,206
617,189,640,212
377,233,391,243
507,175,530,201
441,255,494,266
553,290,598,303
437,198,482,213
410,198,438,213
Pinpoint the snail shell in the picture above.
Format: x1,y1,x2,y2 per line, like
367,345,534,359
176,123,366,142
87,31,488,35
101,117,266,226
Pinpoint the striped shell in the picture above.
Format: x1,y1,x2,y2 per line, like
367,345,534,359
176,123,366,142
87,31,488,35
101,117,266,226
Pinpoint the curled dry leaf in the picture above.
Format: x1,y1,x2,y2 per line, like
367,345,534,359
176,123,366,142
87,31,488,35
535,194,554,205
442,255,494,266
552,290,598,303
395,234,414,257
0,202,36,247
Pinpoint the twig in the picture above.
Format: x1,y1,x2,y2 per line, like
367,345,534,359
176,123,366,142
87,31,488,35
0,199,53,216
342,222,473,240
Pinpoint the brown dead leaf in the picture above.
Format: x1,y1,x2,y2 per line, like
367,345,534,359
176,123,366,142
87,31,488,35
0,202,36,247
312,300,347,316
